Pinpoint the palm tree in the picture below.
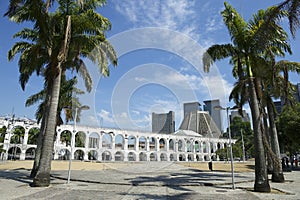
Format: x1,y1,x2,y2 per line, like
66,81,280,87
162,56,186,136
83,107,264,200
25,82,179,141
6,0,117,187
203,3,292,192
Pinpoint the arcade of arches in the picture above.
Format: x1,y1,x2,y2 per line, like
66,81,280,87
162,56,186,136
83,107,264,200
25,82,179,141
2,121,232,162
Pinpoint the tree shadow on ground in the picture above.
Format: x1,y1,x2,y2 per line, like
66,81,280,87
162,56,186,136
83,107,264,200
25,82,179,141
0,169,32,184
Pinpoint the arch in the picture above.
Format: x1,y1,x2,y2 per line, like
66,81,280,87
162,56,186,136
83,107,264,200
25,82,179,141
139,136,147,150
150,152,157,161
102,133,112,149
139,152,147,161
195,141,200,152
178,139,184,152
178,153,186,161
128,152,136,161
102,151,112,161
11,126,25,144
217,142,221,150
27,127,40,145
170,153,176,161
115,151,124,161
149,137,156,150
160,153,167,161
75,131,86,148
25,147,35,160
89,132,99,148
204,155,209,161
196,154,200,161
169,139,175,151
115,134,124,150
159,138,166,151
128,135,136,150
60,130,72,147
74,149,85,160
210,142,214,153
8,146,21,160
88,150,98,160
186,140,192,152
58,148,69,160
203,142,207,153
188,154,194,161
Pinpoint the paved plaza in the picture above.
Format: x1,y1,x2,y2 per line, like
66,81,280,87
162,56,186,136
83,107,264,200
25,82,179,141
0,161,300,199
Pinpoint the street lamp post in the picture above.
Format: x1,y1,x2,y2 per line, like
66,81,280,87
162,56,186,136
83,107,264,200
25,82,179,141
214,105,237,190
241,129,246,162
67,105,89,184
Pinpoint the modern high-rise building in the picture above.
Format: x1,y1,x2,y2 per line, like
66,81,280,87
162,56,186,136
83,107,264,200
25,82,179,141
203,99,223,132
152,111,175,134
179,102,221,138
183,102,202,117
230,110,250,123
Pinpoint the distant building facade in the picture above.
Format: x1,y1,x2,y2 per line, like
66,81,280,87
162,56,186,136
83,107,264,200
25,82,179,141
179,102,221,138
203,99,223,132
152,111,175,134
183,102,202,116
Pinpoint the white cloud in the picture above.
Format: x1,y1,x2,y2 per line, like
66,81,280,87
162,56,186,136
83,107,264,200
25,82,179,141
112,0,199,40
97,109,114,123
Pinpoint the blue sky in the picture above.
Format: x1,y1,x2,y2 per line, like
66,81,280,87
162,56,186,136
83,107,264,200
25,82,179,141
0,0,299,131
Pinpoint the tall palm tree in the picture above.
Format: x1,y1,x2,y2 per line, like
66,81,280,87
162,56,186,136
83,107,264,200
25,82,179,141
203,3,292,192
6,0,117,187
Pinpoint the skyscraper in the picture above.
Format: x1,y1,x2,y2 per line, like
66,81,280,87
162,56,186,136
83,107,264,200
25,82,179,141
203,99,223,132
152,111,175,134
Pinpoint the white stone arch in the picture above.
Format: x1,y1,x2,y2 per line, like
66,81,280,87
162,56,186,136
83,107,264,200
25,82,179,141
27,127,40,145
102,132,112,149
128,135,136,150
128,152,136,161
115,151,124,161
188,153,194,161
170,153,177,161
186,140,192,152
115,134,124,150
25,147,35,160
178,139,184,152
8,146,21,160
195,140,200,152
160,153,167,161
217,142,222,150
149,152,157,161
210,142,215,153
11,125,25,145
74,149,85,160
102,151,112,161
60,130,72,147
139,152,147,161
139,136,147,150
178,153,186,161
149,137,156,151
202,141,207,153
58,148,69,160
89,132,100,148
168,139,175,151
75,131,86,148
159,138,167,151
88,150,98,160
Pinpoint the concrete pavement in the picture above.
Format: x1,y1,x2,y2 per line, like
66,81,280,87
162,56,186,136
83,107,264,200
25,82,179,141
0,162,299,199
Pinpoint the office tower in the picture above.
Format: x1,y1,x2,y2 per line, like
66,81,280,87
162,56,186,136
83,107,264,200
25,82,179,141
152,111,175,134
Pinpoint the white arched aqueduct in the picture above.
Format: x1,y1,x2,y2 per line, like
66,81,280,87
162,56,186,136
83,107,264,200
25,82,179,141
2,119,231,162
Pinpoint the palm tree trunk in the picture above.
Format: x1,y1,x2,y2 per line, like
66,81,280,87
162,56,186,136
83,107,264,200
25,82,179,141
249,77,271,192
267,99,284,182
32,16,71,187
30,88,51,178
32,66,62,187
